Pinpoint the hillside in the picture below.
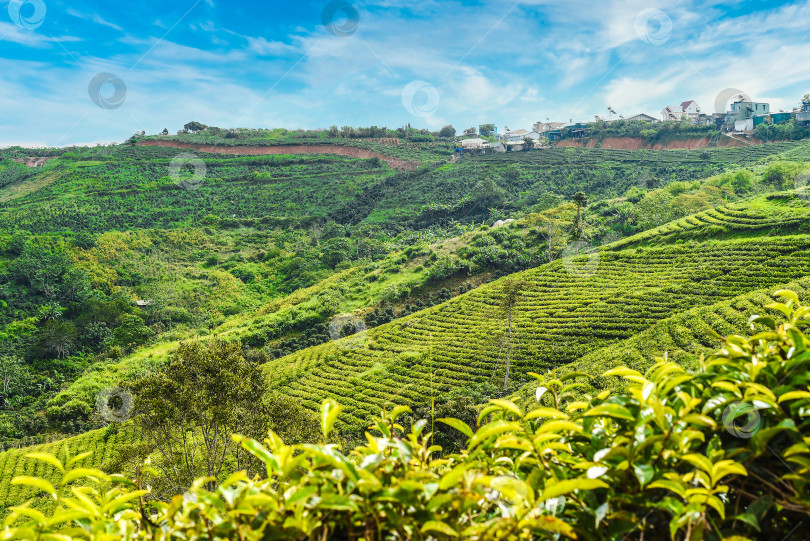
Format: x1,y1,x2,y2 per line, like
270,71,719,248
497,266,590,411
3,137,810,517
2,205,809,509
532,274,810,397
260,194,810,429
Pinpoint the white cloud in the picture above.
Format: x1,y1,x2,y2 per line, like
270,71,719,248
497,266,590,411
66,8,123,31
0,22,81,47
3,0,810,144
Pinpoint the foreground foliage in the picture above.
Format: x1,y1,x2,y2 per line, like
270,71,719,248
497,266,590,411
3,291,809,539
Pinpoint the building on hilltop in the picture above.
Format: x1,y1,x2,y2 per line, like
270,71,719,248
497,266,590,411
726,99,770,122
459,138,488,149
625,113,658,123
661,100,701,121
797,100,810,125
533,121,565,133
724,97,770,131
503,128,528,141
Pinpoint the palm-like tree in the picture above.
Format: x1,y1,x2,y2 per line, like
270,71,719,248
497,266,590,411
572,191,588,239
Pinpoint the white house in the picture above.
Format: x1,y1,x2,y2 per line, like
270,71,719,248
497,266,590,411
533,121,565,133
661,100,701,121
626,113,658,123
501,129,543,142
734,119,754,132
502,128,529,142
459,138,488,149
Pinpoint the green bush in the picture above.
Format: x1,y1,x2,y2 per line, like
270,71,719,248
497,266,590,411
761,161,800,190
7,290,810,539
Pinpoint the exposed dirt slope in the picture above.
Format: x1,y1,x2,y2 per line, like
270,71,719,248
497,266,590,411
11,157,57,167
556,135,761,150
136,140,419,170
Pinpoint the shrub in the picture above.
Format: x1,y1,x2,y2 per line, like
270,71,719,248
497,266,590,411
7,290,810,539
729,169,754,194
761,161,800,190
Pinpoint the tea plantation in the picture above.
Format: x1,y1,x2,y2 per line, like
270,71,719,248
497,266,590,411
3,138,810,533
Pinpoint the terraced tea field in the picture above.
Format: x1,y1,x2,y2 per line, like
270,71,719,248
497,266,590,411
474,141,810,166
264,197,810,428
0,149,393,233
536,275,810,397
0,425,137,513
613,194,810,247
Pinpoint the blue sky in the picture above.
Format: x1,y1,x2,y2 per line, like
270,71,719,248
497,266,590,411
1,0,809,146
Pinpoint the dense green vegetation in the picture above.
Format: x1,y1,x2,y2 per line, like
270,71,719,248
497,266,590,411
5,294,810,538
3,131,810,538
259,205,810,431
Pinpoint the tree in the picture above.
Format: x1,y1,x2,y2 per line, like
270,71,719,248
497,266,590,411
111,314,153,351
183,121,207,134
0,356,27,408
463,127,477,136
531,204,575,263
729,169,754,194
493,278,526,390
9,244,72,298
438,125,456,138
320,237,352,268
572,191,588,239
160,128,169,135
7,230,28,255
762,161,799,190
473,176,507,210
35,320,77,359
479,123,495,137
130,340,271,495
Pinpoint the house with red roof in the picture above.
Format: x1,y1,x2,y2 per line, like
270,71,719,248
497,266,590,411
661,100,702,121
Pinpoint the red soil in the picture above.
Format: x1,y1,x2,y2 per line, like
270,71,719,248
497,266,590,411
556,135,759,150
12,157,57,167
136,140,419,170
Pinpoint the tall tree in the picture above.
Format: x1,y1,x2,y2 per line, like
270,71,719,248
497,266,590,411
438,125,456,138
479,123,496,137
0,356,27,408
572,191,588,239
532,204,575,263
494,279,526,390
183,121,207,134
130,340,270,496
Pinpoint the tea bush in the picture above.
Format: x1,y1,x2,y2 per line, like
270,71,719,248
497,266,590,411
3,291,809,539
